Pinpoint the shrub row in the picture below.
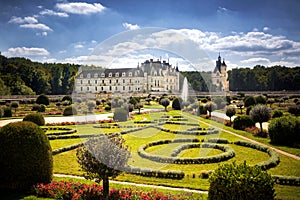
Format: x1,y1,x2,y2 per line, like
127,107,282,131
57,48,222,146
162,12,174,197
272,175,300,186
52,142,83,155
124,166,184,179
187,127,205,131
43,127,77,136
155,126,219,135
93,124,146,129
234,140,280,170
204,138,229,144
45,119,116,126
138,141,235,164
164,121,198,126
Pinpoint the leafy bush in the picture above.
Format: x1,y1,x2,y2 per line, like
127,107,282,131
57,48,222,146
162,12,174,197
225,106,236,122
250,104,271,133
62,95,72,103
233,115,255,130
255,95,267,104
197,104,207,115
32,104,46,112
10,101,19,112
246,105,253,115
113,108,128,122
172,97,182,110
244,96,256,107
160,98,170,111
0,121,53,192
208,162,275,200
3,107,12,117
36,94,50,105
288,105,300,116
269,115,300,146
213,97,226,109
63,106,77,116
205,102,217,117
105,106,111,111
272,109,283,118
77,135,130,197
23,113,45,126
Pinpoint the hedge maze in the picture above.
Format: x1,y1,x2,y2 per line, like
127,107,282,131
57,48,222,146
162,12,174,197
46,114,299,186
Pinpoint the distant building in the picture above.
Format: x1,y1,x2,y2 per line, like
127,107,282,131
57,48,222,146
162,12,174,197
211,54,229,91
74,58,180,94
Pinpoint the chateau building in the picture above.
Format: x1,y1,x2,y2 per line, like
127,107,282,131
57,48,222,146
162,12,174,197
74,59,180,94
211,54,229,91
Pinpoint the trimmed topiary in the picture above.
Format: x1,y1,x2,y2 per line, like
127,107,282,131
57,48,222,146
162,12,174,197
172,97,182,110
36,94,50,105
269,115,300,146
23,113,45,126
63,106,77,116
233,115,255,130
3,107,12,117
113,108,128,122
272,109,283,118
288,105,300,116
208,162,275,200
0,121,53,192
244,96,256,107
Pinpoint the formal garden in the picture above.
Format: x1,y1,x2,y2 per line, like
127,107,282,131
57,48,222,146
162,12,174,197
0,93,299,199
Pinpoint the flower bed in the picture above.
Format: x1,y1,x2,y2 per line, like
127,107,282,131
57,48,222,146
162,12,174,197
34,180,199,199
43,127,77,136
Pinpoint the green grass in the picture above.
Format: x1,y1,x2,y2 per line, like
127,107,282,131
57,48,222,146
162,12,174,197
45,110,300,199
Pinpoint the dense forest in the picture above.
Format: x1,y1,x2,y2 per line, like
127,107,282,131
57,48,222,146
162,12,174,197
228,65,300,91
0,55,299,95
0,55,79,95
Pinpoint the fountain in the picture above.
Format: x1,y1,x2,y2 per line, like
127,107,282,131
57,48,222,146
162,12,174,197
181,77,188,102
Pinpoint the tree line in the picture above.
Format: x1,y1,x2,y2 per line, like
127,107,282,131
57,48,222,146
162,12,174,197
0,55,78,95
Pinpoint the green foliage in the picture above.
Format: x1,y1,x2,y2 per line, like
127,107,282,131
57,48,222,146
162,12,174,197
197,104,207,115
272,109,283,118
225,106,236,122
62,95,72,103
213,97,226,109
255,95,267,104
205,102,217,117
63,106,77,116
36,94,50,105
233,115,255,130
208,162,275,200
3,107,12,117
228,65,300,91
288,105,300,116
160,98,170,111
250,104,271,132
269,115,300,146
87,101,96,112
172,97,182,110
200,98,208,103
236,101,244,114
244,96,256,107
105,106,111,111
0,121,53,192
113,108,128,122
0,107,4,118
10,101,19,112
246,105,253,115
76,135,130,197
23,113,45,126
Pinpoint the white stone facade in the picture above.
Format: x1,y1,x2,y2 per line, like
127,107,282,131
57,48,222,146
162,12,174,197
74,59,180,94
211,54,229,92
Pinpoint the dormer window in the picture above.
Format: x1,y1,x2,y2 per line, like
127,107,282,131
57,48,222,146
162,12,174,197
129,72,132,77
101,73,105,77
116,72,119,77
109,73,112,77
94,73,98,78
122,72,126,77
87,73,91,78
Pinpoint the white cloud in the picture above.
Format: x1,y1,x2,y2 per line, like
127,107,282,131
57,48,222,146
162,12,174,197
36,32,48,36
4,47,49,57
8,16,38,24
40,9,69,17
263,26,270,32
241,57,270,64
122,22,140,30
74,44,84,49
56,2,105,15
20,23,53,31
217,6,228,13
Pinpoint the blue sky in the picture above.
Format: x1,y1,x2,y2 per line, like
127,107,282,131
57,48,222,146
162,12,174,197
1,0,300,71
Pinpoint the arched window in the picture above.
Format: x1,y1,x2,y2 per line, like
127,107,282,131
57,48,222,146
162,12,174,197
101,73,105,77
109,73,112,77
116,73,119,77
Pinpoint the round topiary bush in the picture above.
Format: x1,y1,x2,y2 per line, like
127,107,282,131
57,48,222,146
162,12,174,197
63,106,77,116
269,115,300,146
3,107,12,117
23,113,45,126
172,97,182,110
272,109,283,118
233,115,255,130
208,162,275,200
113,108,128,122
244,96,256,107
36,94,50,105
0,121,53,192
